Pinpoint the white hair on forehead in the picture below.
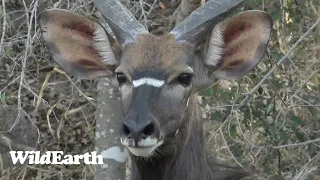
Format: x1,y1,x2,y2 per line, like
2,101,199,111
133,77,165,88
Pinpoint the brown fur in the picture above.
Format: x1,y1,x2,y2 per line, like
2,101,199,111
121,34,193,71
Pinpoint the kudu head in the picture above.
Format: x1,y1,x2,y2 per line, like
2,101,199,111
39,0,272,157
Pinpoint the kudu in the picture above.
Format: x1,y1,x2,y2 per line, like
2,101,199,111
39,0,272,179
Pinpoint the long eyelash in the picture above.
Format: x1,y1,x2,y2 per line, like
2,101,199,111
93,24,117,65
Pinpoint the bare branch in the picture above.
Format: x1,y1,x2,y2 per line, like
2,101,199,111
0,0,7,58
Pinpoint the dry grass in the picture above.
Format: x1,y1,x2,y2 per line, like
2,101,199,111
0,0,319,179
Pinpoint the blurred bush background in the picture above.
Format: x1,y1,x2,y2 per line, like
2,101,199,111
0,0,319,179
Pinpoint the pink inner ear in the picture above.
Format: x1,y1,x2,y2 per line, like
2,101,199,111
62,22,95,40
83,45,102,60
223,23,252,44
223,45,239,57
77,59,105,69
220,59,243,70
208,11,272,80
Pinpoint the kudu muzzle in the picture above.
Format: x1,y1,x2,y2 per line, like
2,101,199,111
122,85,162,147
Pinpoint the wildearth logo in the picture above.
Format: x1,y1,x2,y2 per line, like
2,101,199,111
9,151,103,164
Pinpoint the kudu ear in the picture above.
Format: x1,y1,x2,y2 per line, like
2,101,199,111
206,10,272,80
39,9,118,79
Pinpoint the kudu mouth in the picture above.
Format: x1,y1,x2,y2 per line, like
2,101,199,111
120,136,164,157
120,115,185,157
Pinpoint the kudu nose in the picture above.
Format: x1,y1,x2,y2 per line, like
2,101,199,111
122,119,155,142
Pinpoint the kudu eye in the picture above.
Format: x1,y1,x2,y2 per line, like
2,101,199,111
116,73,127,85
177,73,192,86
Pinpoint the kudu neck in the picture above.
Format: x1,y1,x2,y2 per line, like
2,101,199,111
130,94,212,180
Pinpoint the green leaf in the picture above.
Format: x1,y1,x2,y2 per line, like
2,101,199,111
295,131,306,142
245,0,263,7
210,111,223,122
269,175,286,180
271,10,282,22
271,51,284,61
199,88,212,96
219,90,233,101
291,115,305,127
0,6,3,17
0,92,7,104
268,123,277,138
279,130,289,141
266,103,274,115
229,125,237,138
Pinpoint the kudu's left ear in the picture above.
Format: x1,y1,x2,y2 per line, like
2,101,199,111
206,10,272,80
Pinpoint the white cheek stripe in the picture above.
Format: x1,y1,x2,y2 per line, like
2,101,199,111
132,77,165,88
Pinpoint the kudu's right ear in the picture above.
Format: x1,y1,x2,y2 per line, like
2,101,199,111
39,9,118,79
205,10,272,80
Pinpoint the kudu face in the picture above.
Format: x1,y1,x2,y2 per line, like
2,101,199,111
117,35,195,156
39,0,272,157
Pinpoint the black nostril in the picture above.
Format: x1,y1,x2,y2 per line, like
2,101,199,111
143,123,154,136
122,120,156,139
123,123,131,136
